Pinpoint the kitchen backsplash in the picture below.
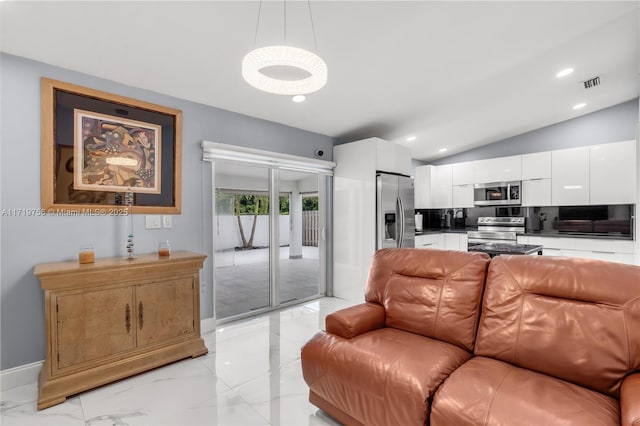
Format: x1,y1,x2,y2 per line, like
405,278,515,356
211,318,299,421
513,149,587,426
416,204,634,238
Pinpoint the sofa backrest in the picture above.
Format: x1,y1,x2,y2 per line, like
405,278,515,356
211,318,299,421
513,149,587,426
365,248,490,351
476,255,640,398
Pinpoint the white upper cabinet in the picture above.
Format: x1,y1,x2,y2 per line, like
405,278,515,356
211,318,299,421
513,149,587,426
522,179,551,206
452,184,474,208
376,139,412,176
474,155,522,183
452,161,474,185
522,152,551,180
434,165,453,208
414,165,433,209
414,165,452,209
552,146,590,205
590,140,636,205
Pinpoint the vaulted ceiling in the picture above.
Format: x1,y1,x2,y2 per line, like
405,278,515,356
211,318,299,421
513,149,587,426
1,1,637,161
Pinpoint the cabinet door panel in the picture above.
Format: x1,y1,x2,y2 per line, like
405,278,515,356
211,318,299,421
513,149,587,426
136,277,195,348
414,166,432,209
452,184,474,208
552,147,590,205
522,179,551,206
474,155,521,183
452,162,474,185
522,152,551,180
590,140,636,204
57,287,134,369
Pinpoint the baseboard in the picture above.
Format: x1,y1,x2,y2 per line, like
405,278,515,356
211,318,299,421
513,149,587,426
1,360,43,391
289,255,303,259
201,317,216,335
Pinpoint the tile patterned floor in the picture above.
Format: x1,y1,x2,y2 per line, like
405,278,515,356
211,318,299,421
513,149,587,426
0,297,355,426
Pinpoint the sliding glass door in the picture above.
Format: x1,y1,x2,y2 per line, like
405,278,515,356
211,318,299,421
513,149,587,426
213,162,326,321
214,162,271,319
278,169,323,305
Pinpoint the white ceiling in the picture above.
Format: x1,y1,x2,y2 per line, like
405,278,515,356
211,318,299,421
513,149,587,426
1,1,638,162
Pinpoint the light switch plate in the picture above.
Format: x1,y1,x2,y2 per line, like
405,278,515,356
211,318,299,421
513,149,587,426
145,215,162,229
162,215,172,228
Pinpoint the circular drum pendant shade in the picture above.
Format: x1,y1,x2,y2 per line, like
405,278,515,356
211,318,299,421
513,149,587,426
242,45,327,95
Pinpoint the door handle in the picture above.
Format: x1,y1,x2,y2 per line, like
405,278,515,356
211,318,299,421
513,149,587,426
138,301,144,330
125,303,131,334
396,196,404,248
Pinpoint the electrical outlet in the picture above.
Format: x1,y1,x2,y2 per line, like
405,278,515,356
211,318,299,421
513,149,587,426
162,215,172,228
145,215,162,229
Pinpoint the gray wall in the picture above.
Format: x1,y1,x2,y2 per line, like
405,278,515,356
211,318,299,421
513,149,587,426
429,98,638,165
0,53,335,370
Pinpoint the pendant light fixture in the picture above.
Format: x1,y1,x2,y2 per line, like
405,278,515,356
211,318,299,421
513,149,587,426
242,0,327,96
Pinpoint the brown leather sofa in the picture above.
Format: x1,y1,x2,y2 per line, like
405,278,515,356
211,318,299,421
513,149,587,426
301,248,640,426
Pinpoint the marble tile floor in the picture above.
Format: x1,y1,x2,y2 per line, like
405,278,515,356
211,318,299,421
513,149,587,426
0,297,356,426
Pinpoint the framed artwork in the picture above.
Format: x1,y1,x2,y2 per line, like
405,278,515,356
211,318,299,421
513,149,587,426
41,78,182,214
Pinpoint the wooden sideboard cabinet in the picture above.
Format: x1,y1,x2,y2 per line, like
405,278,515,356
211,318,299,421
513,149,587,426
34,251,208,410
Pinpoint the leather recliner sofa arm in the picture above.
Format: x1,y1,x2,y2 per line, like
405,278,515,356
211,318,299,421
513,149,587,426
325,302,385,339
621,373,640,426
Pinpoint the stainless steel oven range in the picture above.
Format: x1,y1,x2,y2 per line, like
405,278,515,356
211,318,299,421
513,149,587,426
467,216,543,257
467,216,525,246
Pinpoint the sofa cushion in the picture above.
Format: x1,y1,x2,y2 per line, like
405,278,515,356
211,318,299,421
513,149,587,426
476,255,640,397
365,248,490,351
430,356,620,426
301,327,472,426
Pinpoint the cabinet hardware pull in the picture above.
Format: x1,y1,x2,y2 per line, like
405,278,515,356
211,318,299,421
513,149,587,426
138,301,144,330
125,304,131,333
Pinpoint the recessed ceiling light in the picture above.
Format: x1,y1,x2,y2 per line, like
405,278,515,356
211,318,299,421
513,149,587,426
572,103,586,110
292,95,306,103
438,148,448,153
556,68,574,78
406,136,416,142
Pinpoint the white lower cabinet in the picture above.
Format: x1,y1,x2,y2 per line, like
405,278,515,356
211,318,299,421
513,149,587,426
415,234,443,250
517,235,635,265
444,233,459,250
415,233,468,252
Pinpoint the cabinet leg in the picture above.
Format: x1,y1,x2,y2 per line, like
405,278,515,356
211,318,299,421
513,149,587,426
37,396,67,410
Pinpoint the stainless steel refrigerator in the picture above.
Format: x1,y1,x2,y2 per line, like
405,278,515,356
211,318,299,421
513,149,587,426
376,172,415,249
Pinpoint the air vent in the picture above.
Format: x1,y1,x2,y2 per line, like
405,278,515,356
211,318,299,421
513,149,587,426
583,76,600,89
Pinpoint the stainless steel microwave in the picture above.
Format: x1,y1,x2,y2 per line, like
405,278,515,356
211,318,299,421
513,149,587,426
473,181,521,206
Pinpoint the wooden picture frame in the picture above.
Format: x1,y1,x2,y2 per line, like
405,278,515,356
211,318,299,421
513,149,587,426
41,77,182,214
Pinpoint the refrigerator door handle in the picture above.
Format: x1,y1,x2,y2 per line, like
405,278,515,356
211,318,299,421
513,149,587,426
397,196,404,248
376,176,383,250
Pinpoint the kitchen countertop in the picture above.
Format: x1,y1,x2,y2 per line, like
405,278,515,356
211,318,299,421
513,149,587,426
522,231,633,241
416,228,476,235
416,228,632,241
468,243,544,257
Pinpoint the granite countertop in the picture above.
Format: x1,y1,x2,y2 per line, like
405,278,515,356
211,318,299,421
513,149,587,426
468,243,544,256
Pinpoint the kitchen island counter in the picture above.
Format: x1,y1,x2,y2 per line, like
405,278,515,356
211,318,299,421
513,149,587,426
468,243,543,257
